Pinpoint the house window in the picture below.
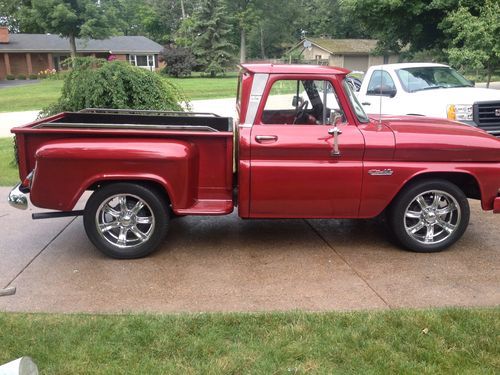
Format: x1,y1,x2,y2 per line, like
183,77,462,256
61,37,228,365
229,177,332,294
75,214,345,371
128,54,155,70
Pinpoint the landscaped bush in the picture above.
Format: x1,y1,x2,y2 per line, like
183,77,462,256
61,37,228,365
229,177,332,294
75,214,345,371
16,74,27,80
5,74,15,80
40,57,189,118
28,74,38,80
161,46,196,78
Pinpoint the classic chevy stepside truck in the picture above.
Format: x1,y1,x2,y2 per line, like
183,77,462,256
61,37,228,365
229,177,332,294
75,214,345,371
8,64,500,258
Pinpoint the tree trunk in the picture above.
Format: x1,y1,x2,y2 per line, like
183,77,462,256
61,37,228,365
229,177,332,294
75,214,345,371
240,28,246,64
260,26,266,59
486,64,492,88
69,33,77,67
180,0,186,18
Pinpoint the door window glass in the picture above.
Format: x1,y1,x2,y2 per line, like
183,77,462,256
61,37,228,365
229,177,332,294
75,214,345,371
261,79,344,125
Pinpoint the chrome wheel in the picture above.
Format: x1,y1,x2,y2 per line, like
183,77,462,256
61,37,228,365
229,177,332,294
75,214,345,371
404,190,461,245
95,194,155,249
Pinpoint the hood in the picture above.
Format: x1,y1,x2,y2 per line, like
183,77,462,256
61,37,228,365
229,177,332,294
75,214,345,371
371,115,500,162
411,87,500,104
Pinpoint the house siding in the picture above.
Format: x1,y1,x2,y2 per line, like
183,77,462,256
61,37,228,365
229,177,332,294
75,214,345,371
9,53,28,76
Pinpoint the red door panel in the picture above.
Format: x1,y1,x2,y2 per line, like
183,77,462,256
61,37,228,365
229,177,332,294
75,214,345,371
249,124,364,218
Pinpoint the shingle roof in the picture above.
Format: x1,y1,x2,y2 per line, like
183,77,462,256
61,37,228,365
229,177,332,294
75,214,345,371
293,38,378,54
0,34,163,54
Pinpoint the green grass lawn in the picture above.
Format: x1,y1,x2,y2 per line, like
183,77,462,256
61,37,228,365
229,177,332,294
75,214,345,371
0,308,498,374
0,80,63,113
0,137,18,186
0,75,237,112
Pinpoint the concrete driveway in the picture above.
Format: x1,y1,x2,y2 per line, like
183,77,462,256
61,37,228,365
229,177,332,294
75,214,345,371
0,187,498,313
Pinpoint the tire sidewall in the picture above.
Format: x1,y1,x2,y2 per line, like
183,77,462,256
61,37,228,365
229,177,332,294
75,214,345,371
84,183,169,259
389,179,470,253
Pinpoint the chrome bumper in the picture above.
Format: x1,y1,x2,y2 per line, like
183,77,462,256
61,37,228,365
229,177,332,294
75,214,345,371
8,183,28,210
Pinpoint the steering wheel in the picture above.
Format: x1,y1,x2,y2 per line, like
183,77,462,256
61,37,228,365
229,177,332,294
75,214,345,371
293,100,309,124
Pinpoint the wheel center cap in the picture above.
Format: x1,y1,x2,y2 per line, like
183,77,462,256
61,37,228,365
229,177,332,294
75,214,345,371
121,214,133,226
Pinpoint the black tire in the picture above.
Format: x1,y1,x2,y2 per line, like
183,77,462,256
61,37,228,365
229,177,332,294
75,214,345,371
83,183,169,259
387,179,469,253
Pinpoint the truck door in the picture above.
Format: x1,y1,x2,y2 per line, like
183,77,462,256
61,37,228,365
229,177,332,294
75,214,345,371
249,76,365,218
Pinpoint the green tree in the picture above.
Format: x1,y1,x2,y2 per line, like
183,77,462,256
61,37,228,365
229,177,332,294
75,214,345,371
343,0,482,55
18,0,115,59
444,0,499,87
190,0,235,76
41,57,188,117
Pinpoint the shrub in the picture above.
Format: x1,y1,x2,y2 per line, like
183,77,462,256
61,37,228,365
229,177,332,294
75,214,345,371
28,74,38,80
5,74,15,80
40,57,189,118
161,46,196,78
16,74,27,80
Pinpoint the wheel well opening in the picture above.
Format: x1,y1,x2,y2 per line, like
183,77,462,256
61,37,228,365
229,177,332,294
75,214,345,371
87,180,171,206
403,172,481,200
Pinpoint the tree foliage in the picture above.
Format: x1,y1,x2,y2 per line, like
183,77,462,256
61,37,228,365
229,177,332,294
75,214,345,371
41,57,187,117
343,0,482,55
18,0,116,57
444,0,499,86
190,0,235,77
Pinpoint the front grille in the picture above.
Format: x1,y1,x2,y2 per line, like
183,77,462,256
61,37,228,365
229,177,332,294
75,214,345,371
473,101,500,136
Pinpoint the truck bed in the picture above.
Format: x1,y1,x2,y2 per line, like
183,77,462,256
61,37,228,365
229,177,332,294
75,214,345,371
12,109,235,215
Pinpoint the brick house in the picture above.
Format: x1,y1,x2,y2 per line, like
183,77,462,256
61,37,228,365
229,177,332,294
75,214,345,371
288,37,400,72
0,27,164,79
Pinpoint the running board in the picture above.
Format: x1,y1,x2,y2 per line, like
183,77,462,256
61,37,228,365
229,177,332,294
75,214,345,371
32,210,84,220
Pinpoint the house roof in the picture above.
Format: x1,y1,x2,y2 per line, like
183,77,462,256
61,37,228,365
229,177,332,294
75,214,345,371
241,64,350,75
0,34,163,54
291,38,379,55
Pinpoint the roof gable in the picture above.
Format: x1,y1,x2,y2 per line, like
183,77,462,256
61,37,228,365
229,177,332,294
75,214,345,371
0,34,163,54
291,38,379,55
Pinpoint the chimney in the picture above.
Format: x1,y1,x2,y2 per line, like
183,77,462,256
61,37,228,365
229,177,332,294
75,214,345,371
0,27,9,44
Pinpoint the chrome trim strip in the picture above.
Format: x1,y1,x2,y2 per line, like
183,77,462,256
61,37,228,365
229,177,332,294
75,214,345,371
35,122,219,132
245,73,269,127
8,183,28,210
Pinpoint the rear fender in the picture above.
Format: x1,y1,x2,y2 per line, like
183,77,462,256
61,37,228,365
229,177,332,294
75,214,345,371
30,138,199,211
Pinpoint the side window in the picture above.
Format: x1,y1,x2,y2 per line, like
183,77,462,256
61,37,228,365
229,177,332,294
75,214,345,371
261,79,344,125
367,70,396,96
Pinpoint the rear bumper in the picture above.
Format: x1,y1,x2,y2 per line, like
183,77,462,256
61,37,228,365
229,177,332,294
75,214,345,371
8,183,28,210
494,196,500,214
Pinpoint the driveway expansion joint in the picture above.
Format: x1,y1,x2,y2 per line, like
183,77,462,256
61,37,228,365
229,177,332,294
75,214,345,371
304,219,392,309
2,217,77,290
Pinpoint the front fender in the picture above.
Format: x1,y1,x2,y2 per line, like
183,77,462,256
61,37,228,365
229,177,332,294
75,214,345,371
30,138,199,211
358,162,500,217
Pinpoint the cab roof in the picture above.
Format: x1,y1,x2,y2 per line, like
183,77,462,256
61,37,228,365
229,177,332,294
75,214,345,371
241,64,350,75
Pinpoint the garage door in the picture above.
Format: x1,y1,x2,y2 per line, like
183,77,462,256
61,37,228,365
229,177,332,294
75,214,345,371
343,55,369,72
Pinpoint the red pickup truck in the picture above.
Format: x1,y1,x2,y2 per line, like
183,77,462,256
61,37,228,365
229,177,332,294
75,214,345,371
8,64,500,258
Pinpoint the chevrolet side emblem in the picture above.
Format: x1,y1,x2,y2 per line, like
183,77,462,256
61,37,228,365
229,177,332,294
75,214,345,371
368,168,394,176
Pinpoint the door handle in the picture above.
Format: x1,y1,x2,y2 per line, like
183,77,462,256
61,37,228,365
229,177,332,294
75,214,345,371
361,102,371,106
255,135,278,143
328,126,342,156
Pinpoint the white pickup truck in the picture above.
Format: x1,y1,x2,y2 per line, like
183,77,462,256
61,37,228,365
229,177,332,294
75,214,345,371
357,63,500,136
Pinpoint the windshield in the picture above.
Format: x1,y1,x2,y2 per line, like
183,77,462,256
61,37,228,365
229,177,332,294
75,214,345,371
342,78,369,123
396,66,473,93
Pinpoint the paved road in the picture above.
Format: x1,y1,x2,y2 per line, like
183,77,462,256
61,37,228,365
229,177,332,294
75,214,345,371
0,187,498,313
0,80,41,89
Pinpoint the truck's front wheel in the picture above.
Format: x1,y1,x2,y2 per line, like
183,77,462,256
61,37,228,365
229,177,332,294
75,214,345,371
388,179,470,252
84,183,169,259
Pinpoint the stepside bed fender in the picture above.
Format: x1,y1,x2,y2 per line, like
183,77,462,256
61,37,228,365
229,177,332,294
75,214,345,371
30,138,199,211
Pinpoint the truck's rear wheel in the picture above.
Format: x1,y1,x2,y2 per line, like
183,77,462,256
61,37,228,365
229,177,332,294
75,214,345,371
84,183,169,259
388,179,469,252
